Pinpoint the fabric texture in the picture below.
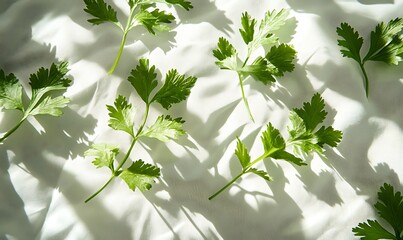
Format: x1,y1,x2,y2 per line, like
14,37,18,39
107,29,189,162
1,0,402,239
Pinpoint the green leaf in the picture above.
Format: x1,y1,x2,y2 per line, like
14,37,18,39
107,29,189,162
261,123,286,155
271,150,307,166
28,62,71,115
84,144,119,170
128,58,158,104
353,220,396,240
316,126,343,148
83,0,119,25
249,168,272,182
364,18,403,65
235,137,251,169
151,69,196,110
336,22,364,63
134,8,175,34
265,43,296,77
240,56,276,84
165,0,193,10
375,183,403,236
28,96,70,116
213,37,237,61
239,12,256,45
0,70,23,111
248,9,289,53
293,93,327,131
142,115,186,142
120,159,160,191
107,95,135,136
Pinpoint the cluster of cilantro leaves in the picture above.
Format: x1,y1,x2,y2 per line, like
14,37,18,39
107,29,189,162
353,183,403,240
83,0,193,74
213,9,297,122
84,58,196,202
0,63,71,144
209,93,342,200
337,18,403,97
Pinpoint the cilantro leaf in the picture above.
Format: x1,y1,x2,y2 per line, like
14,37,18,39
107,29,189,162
151,69,197,110
209,93,342,200
83,0,118,25
288,94,341,157
128,58,158,104
142,115,185,142
235,137,251,169
248,9,289,53
0,62,71,144
353,183,403,240
213,37,237,62
28,96,70,116
120,159,160,191
106,95,135,137
164,0,193,10
364,18,403,64
248,168,272,181
239,12,256,45
293,93,327,131
0,70,23,111
261,123,286,154
240,57,276,84
375,183,403,236
353,220,396,240
134,8,175,34
337,18,403,97
213,9,295,121
336,22,363,63
265,43,297,77
83,0,193,74
84,144,119,171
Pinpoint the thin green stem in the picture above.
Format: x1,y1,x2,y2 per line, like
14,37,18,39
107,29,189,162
0,118,25,143
238,73,255,122
84,175,115,203
108,4,138,75
208,171,245,200
359,61,369,98
85,103,151,203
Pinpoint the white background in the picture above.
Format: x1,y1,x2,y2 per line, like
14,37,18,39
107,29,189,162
1,0,403,239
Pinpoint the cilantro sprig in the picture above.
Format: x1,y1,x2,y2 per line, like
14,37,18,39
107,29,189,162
83,0,193,75
84,58,196,202
0,62,71,144
208,93,342,200
353,183,403,240
213,9,296,122
336,18,403,97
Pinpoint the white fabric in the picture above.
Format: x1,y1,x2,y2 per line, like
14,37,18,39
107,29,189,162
1,0,403,239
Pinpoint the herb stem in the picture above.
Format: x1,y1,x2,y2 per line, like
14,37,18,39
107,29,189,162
208,171,245,200
84,175,115,203
359,61,369,98
85,103,151,203
108,4,138,75
238,73,254,122
0,118,25,143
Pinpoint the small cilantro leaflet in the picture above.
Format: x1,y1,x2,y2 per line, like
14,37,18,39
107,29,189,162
337,18,403,97
120,160,161,191
107,95,135,137
151,69,197,110
209,93,341,200
213,9,296,121
0,62,71,143
83,0,193,74
142,115,185,142
84,59,196,202
353,183,403,240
